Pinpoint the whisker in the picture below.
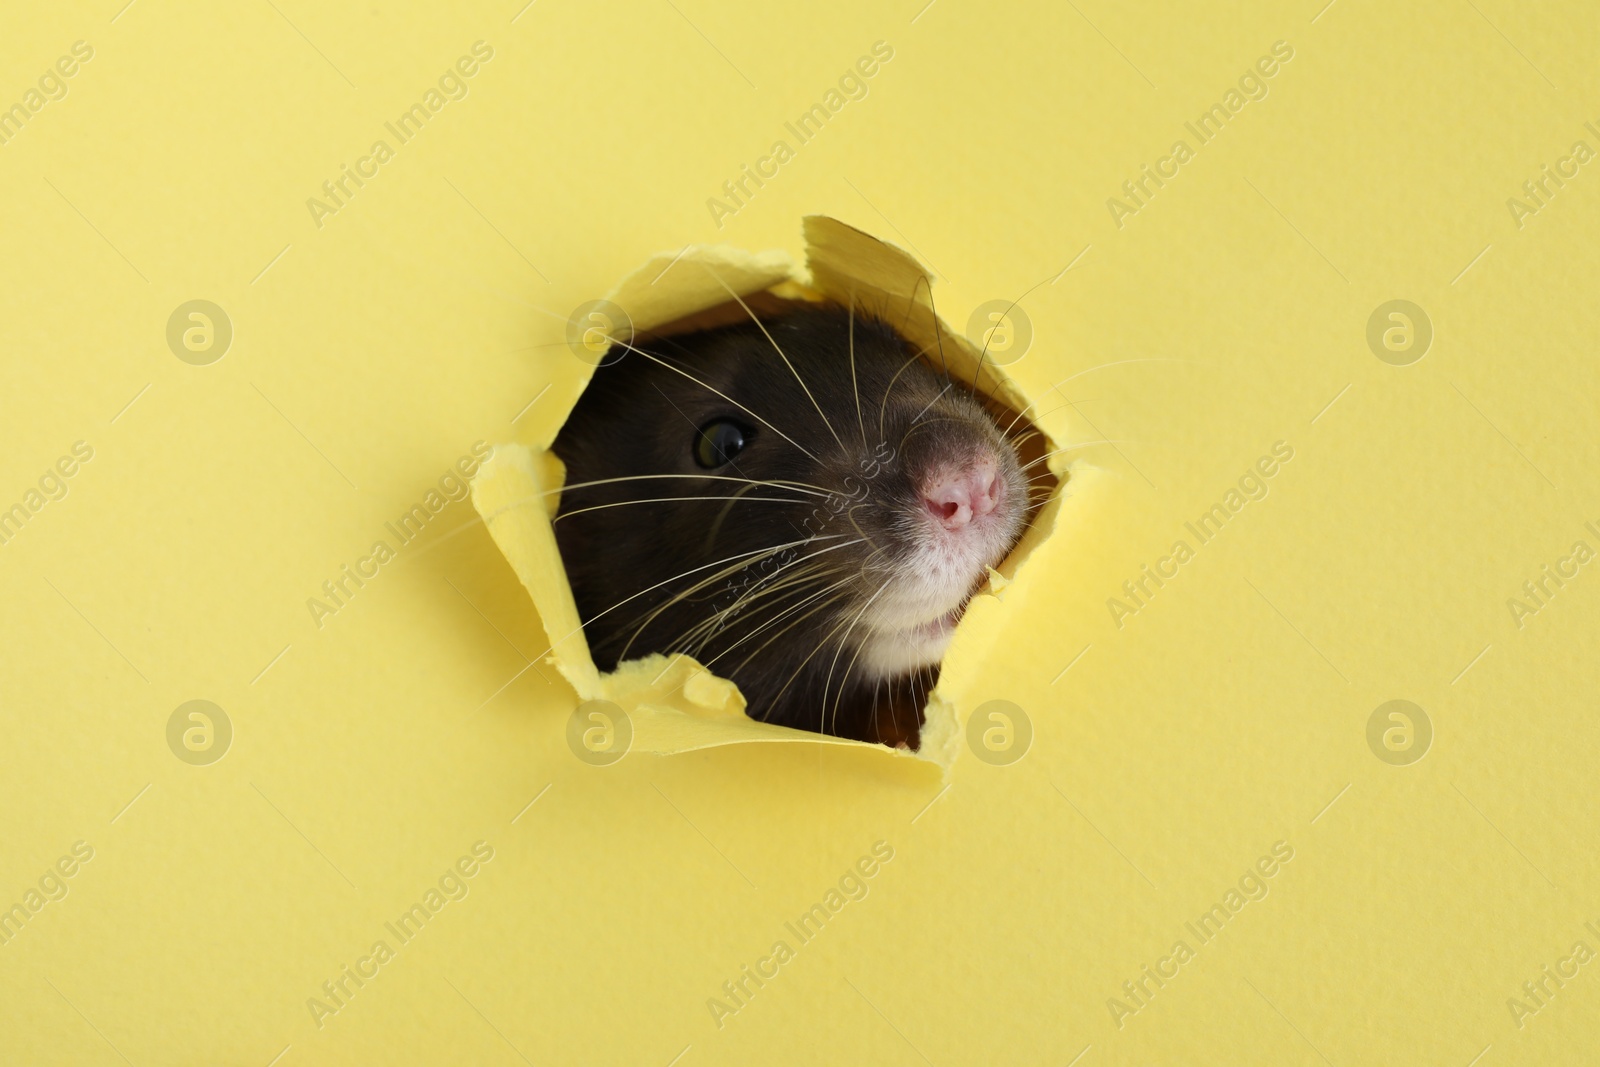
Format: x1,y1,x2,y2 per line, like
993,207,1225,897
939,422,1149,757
908,382,953,427
897,272,930,338
693,567,846,646
430,474,824,558
971,273,1057,405
614,543,827,660
645,379,789,534
1017,440,1127,472
877,340,944,443
844,501,889,560
822,597,880,736
554,533,851,657
1051,357,1199,393
559,472,829,497
723,588,856,681
999,357,1197,437
676,556,845,645
615,537,864,661
701,482,765,554
898,413,965,451
922,280,953,385
552,494,811,523
848,291,867,448
767,578,891,728
698,264,849,456
604,334,823,463
675,573,835,656
693,573,857,664
892,273,952,388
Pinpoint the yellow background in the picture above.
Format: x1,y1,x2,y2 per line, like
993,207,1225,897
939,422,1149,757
3,0,1597,1064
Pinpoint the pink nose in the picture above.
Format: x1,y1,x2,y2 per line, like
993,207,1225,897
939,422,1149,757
923,459,1002,530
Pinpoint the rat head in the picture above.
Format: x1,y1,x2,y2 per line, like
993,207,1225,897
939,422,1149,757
550,302,1030,745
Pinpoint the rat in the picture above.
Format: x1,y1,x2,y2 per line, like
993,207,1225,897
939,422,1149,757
549,302,1036,749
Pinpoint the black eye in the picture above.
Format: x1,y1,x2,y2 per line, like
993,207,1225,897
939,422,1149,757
694,419,749,469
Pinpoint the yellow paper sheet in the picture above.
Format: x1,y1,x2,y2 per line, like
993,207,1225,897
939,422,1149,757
3,3,1598,1065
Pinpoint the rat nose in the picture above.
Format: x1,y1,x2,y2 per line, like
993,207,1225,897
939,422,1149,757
923,458,1002,531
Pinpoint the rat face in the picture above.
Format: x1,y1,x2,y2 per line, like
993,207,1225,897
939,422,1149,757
550,303,1030,748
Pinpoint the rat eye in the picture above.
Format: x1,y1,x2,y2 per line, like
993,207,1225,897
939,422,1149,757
694,419,749,469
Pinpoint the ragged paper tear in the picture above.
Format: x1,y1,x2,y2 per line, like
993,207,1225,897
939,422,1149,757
471,216,1088,771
